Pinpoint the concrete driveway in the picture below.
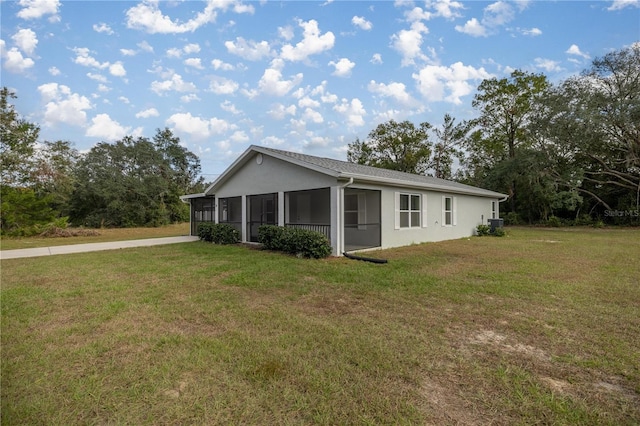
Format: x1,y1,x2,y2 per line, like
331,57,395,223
0,236,199,260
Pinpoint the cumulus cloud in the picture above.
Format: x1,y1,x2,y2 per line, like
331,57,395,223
11,29,38,56
430,0,465,20
268,103,297,120
413,62,493,104
93,23,113,35
125,0,254,34
368,80,417,106
280,19,335,62
391,21,430,66
455,17,487,37
166,112,232,140
151,72,197,95
225,37,272,61
17,0,61,21
211,58,234,70
607,0,639,10
72,47,109,69
258,63,303,96
352,16,373,30
109,61,126,77
136,108,159,118
1,41,35,73
521,27,542,36
86,113,140,140
48,66,60,76
455,1,523,37
566,44,590,59
184,57,204,69
329,58,355,77
37,82,93,127
533,58,562,72
333,98,366,127
208,76,239,95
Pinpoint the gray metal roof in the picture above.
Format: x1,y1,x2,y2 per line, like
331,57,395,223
257,146,507,199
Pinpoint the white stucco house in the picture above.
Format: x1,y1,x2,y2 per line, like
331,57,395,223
181,145,507,256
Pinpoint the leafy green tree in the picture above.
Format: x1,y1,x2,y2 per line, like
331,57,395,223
469,70,551,213
31,140,79,216
347,119,432,174
69,129,203,227
431,114,470,180
0,87,39,186
540,44,639,219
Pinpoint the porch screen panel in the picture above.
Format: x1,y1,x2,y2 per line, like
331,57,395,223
344,188,381,252
191,196,215,236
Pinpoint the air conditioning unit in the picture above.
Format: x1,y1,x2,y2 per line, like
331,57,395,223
488,218,504,233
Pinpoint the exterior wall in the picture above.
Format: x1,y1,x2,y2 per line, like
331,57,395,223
215,153,336,198
370,184,499,250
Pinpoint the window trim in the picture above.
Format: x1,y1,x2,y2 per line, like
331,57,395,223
442,195,457,227
395,192,422,229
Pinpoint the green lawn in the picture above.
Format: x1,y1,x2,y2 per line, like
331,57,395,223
2,227,639,424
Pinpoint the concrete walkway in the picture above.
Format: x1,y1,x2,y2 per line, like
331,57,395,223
0,236,199,260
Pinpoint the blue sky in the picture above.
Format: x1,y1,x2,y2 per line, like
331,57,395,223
1,0,638,180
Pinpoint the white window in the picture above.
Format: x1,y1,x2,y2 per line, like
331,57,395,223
394,193,420,228
491,201,497,219
442,196,457,226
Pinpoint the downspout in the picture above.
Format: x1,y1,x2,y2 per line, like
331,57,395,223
338,177,354,255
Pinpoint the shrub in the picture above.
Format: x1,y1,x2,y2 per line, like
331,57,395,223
258,225,331,259
492,227,506,237
547,216,562,227
503,212,521,226
476,224,491,236
198,223,240,244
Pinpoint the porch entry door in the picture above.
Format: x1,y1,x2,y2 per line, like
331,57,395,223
248,193,278,242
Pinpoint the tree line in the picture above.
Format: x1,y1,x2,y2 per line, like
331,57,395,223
1,88,205,236
348,45,639,225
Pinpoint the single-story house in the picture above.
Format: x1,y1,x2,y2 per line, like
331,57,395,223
181,145,507,256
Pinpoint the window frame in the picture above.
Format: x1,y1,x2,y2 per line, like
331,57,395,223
397,193,421,229
442,196,457,227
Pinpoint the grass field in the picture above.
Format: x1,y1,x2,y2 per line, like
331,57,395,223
0,223,190,251
1,227,639,424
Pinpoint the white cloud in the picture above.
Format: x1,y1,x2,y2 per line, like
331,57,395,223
521,27,542,36
329,58,355,77
17,0,61,20
11,29,38,56
184,57,204,69
136,108,159,118
566,44,590,59
48,66,60,76
151,73,197,95
87,72,108,83
220,100,241,115
352,16,373,30
86,113,139,140
368,80,417,106
208,76,239,95
333,98,366,127
183,43,200,54
483,1,515,26
125,0,253,34
211,58,234,70
455,18,487,37
180,94,200,103
258,63,303,96
166,112,232,140
93,23,114,35
533,58,562,72
269,103,297,120
37,82,93,127
118,96,129,104
138,40,154,53
109,61,126,77
72,47,109,69
225,37,272,61
430,0,465,20
607,0,639,10
302,108,324,124
413,62,493,104
97,84,110,93
280,19,335,62
230,130,250,143
391,22,430,66
1,45,35,73
120,48,137,56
